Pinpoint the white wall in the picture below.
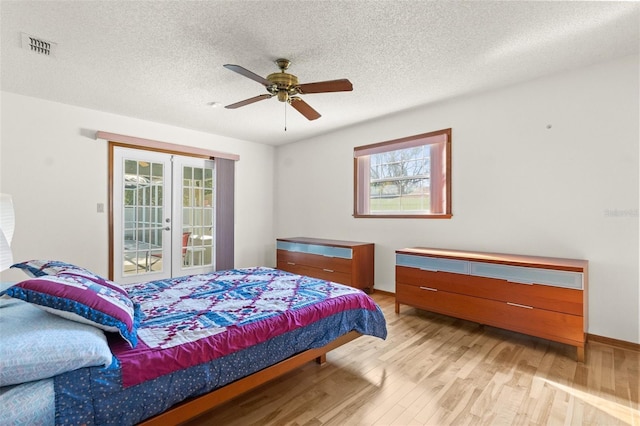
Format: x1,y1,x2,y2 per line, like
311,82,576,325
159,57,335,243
0,92,275,281
1,56,637,344
274,55,640,344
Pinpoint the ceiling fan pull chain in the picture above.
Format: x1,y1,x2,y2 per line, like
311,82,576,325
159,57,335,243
284,100,287,131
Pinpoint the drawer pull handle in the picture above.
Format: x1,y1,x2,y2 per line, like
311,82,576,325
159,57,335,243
323,269,334,273
419,267,438,272
507,302,533,309
287,262,296,265
507,279,533,285
419,286,438,292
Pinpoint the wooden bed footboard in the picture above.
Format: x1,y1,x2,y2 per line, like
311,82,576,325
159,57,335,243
139,331,362,426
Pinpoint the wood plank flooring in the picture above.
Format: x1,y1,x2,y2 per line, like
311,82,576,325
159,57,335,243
184,293,639,425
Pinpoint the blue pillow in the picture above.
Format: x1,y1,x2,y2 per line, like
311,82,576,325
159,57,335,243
2,274,142,348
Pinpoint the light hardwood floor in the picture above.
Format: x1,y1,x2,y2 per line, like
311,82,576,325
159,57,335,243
184,293,639,425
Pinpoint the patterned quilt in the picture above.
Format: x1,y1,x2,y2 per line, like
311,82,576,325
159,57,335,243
54,267,387,425
109,267,386,387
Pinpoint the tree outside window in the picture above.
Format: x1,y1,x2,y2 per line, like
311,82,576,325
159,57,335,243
354,128,451,218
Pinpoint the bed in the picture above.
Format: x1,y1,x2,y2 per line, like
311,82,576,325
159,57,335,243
0,261,387,425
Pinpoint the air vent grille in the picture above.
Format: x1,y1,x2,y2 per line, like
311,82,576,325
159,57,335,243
21,32,57,57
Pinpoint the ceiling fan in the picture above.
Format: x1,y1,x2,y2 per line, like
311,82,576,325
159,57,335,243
223,58,353,121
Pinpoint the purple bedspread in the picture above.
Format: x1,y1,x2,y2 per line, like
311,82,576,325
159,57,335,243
112,267,381,387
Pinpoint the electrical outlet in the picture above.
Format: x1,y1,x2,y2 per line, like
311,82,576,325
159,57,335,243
97,203,104,213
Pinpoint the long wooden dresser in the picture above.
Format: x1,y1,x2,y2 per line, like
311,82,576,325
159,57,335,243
395,247,588,361
277,237,374,293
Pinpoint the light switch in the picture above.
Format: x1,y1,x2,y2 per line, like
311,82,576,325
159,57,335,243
97,203,105,213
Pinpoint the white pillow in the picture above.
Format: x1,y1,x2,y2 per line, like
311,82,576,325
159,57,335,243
0,297,113,386
0,379,54,425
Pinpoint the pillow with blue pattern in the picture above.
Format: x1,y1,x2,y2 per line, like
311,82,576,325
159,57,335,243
12,259,111,282
1,274,142,348
11,259,131,302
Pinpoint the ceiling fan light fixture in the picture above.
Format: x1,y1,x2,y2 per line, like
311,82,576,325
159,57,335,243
277,90,289,102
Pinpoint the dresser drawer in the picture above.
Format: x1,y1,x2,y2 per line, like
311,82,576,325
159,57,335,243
396,284,584,345
396,266,471,291
395,283,466,319
469,261,583,290
472,296,584,345
469,275,583,316
396,254,469,274
277,250,352,274
397,266,582,316
277,261,352,286
276,241,352,259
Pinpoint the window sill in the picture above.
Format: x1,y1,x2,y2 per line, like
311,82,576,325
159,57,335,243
353,213,453,219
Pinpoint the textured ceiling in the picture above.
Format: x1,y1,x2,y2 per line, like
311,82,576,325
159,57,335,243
1,1,638,146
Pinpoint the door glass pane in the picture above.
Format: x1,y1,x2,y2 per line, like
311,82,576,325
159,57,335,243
182,163,214,268
122,159,165,276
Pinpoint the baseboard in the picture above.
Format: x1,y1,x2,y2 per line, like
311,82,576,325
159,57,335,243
588,333,639,352
371,288,395,297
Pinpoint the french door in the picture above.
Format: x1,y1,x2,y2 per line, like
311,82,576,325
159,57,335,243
112,147,215,284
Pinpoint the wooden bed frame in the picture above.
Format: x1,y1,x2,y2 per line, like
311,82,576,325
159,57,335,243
139,331,362,425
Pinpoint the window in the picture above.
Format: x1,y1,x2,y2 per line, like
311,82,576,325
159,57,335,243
354,128,451,218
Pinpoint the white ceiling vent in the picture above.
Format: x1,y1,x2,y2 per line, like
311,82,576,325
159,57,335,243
21,32,57,57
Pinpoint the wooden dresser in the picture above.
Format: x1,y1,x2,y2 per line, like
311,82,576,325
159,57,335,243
277,237,375,292
395,247,588,361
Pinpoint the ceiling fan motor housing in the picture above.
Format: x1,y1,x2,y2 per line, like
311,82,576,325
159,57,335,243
267,71,299,102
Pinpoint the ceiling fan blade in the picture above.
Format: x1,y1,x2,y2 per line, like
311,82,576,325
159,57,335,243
225,94,273,109
297,79,353,94
223,64,272,87
289,97,321,120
